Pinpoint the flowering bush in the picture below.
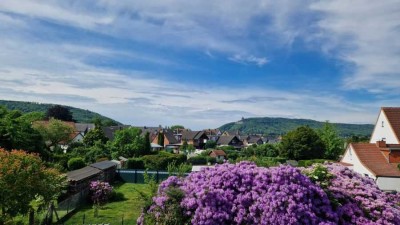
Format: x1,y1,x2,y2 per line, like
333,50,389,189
89,180,113,205
138,162,400,225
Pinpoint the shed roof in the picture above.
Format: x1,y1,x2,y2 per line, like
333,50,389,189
67,166,102,182
90,161,118,170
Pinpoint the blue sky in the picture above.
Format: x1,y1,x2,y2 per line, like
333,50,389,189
0,0,399,129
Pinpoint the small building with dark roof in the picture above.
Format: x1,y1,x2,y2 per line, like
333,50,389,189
216,135,243,149
66,166,102,193
90,161,118,183
209,150,227,160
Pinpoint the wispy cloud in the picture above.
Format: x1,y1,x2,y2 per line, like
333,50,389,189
228,54,269,66
0,1,398,129
309,0,400,92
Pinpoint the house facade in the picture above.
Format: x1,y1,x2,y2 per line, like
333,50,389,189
370,107,400,144
341,107,400,192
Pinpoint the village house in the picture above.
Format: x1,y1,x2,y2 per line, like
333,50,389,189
216,135,243,149
209,150,227,160
181,130,209,149
341,107,400,191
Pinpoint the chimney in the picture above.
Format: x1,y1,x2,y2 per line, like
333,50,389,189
376,140,386,148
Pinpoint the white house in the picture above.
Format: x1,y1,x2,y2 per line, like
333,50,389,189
370,107,400,144
341,107,400,192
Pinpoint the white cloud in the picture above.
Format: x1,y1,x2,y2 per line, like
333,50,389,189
0,0,398,128
309,0,400,92
229,54,269,66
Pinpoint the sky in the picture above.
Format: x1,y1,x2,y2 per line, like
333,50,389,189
0,0,399,129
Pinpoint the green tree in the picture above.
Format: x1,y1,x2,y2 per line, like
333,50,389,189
83,128,109,147
279,126,325,160
46,105,74,121
0,107,45,154
318,122,345,160
33,118,74,151
143,132,151,155
157,132,164,146
68,157,86,170
170,125,184,130
0,149,66,224
110,127,145,158
205,140,217,149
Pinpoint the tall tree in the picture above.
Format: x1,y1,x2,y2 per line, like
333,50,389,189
279,126,325,160
0,107,45,154
33,118,74,151
110,127,145,158
318,121,345,160
143,132,151,155
83,128,109,147
0,149,66,224
46,105,74,121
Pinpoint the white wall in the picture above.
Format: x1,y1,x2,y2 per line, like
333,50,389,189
376,177,400,192
341,145,376,178
370,110,399,144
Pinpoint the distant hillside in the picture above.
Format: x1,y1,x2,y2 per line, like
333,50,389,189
0,100,121,125
219,117,374,137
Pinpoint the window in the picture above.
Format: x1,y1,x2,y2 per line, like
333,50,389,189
382,121,384,127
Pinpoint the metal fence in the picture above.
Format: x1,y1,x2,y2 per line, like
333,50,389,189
56,190,88,219
116,169,171,183
116,169,189,183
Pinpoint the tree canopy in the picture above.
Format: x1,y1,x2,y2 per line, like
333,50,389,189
0,107,44,154
33,118,74,151
279,126,325,160
46,105,74,121
318,122,345,160
0,149,66,223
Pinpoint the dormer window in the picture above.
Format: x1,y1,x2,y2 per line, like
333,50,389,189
382,121,384,127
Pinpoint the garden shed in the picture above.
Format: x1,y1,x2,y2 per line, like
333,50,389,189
90,161,118,183
66,166,102,193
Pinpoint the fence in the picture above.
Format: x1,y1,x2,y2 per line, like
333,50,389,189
116,169,189,183
116,169,171,183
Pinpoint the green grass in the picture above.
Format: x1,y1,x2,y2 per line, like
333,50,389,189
63,183,150,225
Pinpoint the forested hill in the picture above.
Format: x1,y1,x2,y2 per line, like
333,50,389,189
219,117,374,137
0,100,121,124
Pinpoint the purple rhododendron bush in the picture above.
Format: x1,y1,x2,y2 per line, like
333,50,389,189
137,162,400,225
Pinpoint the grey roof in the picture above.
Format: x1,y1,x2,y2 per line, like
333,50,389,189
75,123,95,133
247,136,263,144
90,161,118,170
163,129,179,144
67,166,102,182
217,135,237,145
102,125,131,140
182,130,208,141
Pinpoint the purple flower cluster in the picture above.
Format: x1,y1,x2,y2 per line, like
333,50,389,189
323,163,400,224
90,180,113,205
139,162,400,225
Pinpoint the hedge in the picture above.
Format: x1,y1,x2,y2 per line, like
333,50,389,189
126,158,145,169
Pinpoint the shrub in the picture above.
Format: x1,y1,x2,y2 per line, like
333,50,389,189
126,158,145,169
67,157,86,171
89,180,113,205
298,159,328,167
139,162,400,225
187,155,207,165
142,152,187,170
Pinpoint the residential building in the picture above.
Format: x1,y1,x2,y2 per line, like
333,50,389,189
181,130,209,149
341,107,400,191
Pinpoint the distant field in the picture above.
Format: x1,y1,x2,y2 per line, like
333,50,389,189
63,183,149,225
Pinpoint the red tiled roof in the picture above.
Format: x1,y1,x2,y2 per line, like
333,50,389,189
337,162,353,167
382,107,400,143
210,150,226,156
351,143,400,177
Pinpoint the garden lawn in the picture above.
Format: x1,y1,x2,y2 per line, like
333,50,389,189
64,183,150,225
